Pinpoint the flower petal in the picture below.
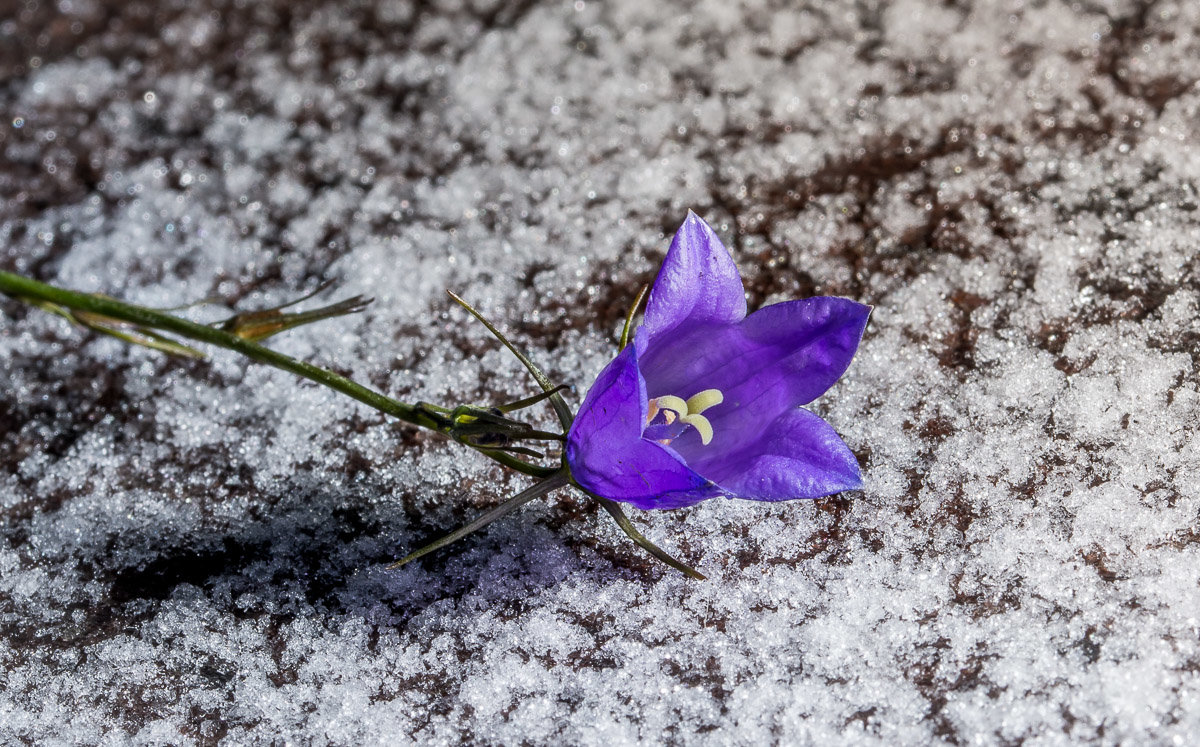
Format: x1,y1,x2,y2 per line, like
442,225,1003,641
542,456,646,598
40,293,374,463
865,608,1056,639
640,296,871,446
641,211,747,343
699,407,863,500
565,334,720,510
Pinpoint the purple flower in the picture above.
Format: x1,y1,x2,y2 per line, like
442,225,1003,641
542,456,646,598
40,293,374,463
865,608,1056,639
565,212,870,510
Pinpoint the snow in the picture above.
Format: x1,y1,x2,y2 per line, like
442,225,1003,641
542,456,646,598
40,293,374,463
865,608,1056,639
3,0,1200,744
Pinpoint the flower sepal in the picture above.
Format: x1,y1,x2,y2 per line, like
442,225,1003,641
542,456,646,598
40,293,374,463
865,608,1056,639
415,388,568,461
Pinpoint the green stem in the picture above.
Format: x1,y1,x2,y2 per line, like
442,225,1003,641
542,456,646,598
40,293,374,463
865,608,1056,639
389,469,571,568
0,270,433,423
0,270,557,478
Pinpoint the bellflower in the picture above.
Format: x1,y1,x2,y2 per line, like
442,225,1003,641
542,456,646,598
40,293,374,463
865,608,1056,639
566,212,869,510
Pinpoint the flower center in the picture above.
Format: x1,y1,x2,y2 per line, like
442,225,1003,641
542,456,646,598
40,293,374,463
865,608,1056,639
645,388,724,446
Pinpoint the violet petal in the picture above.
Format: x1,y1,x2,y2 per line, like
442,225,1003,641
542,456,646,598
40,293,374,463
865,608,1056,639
641,297,870,467
565,334,718,509
641,211,747,344
697,406,863,500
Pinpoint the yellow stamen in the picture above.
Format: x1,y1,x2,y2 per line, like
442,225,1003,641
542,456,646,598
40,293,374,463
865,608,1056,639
679,413,714,445
685,388,723,414
646,388,724,447
654,395,688,417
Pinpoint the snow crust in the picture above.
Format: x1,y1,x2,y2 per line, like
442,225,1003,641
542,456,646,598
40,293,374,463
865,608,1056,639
2,0,1199,743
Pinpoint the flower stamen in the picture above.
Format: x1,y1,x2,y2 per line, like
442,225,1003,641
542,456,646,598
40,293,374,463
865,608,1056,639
646,388,724,446
685,389,723,413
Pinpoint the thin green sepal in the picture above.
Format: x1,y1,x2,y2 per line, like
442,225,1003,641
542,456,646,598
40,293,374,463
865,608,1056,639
573,482,706,580
619,284,649,349
389,469,571,568
446,290,574,432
